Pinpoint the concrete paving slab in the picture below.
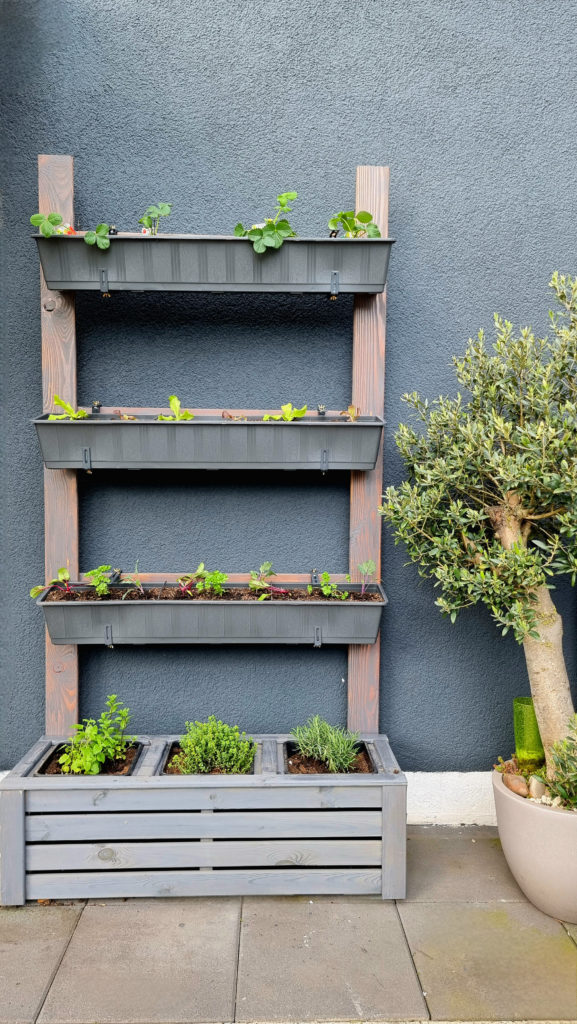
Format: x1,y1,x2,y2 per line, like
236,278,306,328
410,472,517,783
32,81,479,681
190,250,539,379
0,904,82,1024
236,897,428,1022
37,898,240,1023
406,825,525,903
398,900,577,1021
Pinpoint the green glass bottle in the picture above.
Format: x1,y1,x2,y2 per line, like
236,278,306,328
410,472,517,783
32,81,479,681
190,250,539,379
513,697,545,770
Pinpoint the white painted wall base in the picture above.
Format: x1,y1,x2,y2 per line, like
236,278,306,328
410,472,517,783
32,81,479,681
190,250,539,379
406,771,496,825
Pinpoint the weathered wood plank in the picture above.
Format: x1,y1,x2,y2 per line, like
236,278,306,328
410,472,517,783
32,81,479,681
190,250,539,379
136,739,167,777
38,154,79,734
261,739,278,774
27,838,382,871
26,810,382,842
26,783,383,812
372,734,403,775
347,165,389,733
7,739,52,778
106,572,349,584
26,868,381,899
0,791,25,905
98,407,344,418
381,784,407,899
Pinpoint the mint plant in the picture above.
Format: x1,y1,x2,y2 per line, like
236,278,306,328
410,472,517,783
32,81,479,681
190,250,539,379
138,202,172,235
30,567,73,599
121,562,145,600
84,223,110,250
171,716,255,775
263,403,307,422
48,395,88,420
157,395,194,421
58,694,134,775
328,210,381,238
291,715,360,773
234,191,297,253
249,562,289,600
308,572,349,600
85,565,114,597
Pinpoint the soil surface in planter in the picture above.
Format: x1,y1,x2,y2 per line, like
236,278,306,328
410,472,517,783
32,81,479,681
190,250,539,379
163,743,255,775
38,744,141,776
45,586,381,603
287,749,373,775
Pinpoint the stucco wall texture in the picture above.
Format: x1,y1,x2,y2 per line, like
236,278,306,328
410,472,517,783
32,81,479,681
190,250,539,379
1,0,576,769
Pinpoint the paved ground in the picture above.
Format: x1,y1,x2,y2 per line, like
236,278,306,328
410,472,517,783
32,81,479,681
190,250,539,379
1,826,576,1024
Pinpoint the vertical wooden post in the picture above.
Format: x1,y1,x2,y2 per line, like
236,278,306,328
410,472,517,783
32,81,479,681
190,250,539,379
0,791,26,905
347,165,389,732
38,155,79,733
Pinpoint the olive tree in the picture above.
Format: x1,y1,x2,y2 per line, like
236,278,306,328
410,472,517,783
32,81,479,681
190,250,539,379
380,274,577,773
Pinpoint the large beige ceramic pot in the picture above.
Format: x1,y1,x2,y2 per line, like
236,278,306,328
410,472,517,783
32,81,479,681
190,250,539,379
492,770,577,922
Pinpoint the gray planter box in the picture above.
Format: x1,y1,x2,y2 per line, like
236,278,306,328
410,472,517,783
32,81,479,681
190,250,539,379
37,584,387,646
33,414,384,471
34,235,394,294
0,734,406,904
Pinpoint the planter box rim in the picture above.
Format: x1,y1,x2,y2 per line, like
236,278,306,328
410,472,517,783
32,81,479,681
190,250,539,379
33,413,385,426
32,233,396,244
33,741,145,778
37,581,388,607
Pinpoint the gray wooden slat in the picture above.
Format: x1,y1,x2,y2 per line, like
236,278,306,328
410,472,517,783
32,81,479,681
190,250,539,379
26,867,381,899
26,838,382,871
372,735,403,775
136,739,167,777
381,784,407,899
0,790,25,905
260,740,278,774
25,784,383,812
26,810,382,842
7,739,53,778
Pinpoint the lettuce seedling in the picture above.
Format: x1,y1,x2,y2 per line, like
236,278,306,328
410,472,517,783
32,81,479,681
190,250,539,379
177,563,206,595
138,202,172,235
358,559,376,594
30,567,73,599
308,571,349,600
47,394,89,421
157,395,194,421
249,561,289,600
234,191,297,253
59,694,134,775
85,565,114,597
263,403,307,422
328,210,381,238
196,570,228,596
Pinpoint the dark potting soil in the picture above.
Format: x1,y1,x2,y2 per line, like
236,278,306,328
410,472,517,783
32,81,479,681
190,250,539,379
163,743,254,775
39,743,141,776
45,586,381,603
287,749,373,774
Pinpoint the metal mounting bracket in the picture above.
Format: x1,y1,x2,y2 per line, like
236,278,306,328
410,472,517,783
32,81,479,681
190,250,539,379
330,271,339,299
320,448,329,474
104,624,113,647
81,447,92,471
99,269,110,297
313,626,322,648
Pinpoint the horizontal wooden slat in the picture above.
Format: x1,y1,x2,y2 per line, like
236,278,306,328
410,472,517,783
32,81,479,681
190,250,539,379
96,407,344,418
77,572,350,584
27,838,381,871
26,784,382,812
26,867,381,899
26,810,381,842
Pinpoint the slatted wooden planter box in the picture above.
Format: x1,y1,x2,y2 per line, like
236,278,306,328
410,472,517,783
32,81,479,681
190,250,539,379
37,583,387,646
34,235,394,294
0,734,406,905
33,414,384,471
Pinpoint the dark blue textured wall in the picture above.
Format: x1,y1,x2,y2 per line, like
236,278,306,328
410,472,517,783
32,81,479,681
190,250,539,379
1,0,576,769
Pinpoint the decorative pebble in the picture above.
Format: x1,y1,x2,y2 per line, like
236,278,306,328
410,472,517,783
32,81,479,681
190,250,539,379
528,775,548,800
502,773,529,797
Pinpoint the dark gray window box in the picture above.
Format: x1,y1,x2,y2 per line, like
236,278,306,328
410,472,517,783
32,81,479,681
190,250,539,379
37,583,387,646
33,414,384,471
34,235,394,294
0,734,406,904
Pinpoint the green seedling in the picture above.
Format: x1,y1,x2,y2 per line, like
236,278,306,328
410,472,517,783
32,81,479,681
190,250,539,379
30,567,73,599
177,564,206,595
84,223,111,250
328,210,381,238
235,191,297,253
358,559,376,594
121,562,145,600
59,695,134,775
249,562,289,600
138,202,172,235
308,571,349,600
48,395,89,421
30,211,64,237
157,395,194,421
85,565,115,597
291,715,360,773
340,404,360,422
196,570,228,596
263,403,307,422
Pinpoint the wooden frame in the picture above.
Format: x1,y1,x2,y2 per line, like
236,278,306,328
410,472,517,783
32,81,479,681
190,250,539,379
36,157,388,736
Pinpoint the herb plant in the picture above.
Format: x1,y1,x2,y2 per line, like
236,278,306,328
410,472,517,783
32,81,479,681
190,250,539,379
249,562,289,600
157,395,194,421
380,273,577,774
308,571,349,600
85,565,114,597
138,202,172,235
291,715,360,773
196,570,228,596
234,191,297,253
30,567,73,599
328,210,381,238
84,223,111,250
263,403,307,422
48,395,89,420
546,714,577,809
171,716,255,774
58,694,134,775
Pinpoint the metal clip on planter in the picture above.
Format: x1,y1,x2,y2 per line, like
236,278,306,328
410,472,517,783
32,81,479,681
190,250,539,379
320,449,329,474
81,447,92,472
99,269,110,297
104,624,113,648
313,625,322,648
330,270,339,300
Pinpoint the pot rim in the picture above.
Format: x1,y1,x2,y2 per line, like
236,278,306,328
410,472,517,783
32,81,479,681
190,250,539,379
492,768,576,818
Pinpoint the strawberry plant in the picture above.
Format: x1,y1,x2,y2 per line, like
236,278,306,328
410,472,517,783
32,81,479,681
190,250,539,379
263,402,307,422
47,395,88,420
58,694,134,775
138,202,172,235
30,211,65,237
249,562,289,600
31,212,110,247
234,191,297,253
328,210,381,238
84,223,111,250
157,395,194,421
30,567,73,599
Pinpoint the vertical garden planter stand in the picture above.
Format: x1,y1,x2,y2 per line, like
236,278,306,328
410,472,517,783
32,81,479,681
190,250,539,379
0,157,406,905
